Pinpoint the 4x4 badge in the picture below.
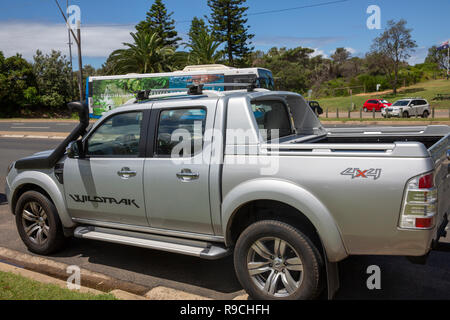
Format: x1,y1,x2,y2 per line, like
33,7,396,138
341,168,381,180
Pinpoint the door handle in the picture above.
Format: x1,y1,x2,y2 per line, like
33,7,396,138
117,167,137,179
176,168,199,182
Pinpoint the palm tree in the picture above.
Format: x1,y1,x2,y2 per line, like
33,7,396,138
110,32,174,74
185,29,223,65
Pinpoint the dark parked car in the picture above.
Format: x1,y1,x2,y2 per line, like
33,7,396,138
308,100,323,115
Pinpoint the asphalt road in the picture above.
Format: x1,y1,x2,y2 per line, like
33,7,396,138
0,122,78,133
0,137,449,299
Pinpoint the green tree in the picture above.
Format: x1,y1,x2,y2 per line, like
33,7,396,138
186,18,223,64
136,0,181,48
425,45,448,74
370,19,417,94
109,32,174,74
0,52,39,117
33,50,74,109
207,0,254,66
188,17,209,43
83,64,97,78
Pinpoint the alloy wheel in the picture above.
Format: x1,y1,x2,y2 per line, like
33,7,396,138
247,237,304,298
21,201,49,246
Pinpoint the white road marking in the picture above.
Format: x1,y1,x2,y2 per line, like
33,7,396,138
1,134,25,138
0,134,64,140
10,126,50,129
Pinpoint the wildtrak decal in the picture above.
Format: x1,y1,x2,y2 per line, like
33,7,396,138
69,194,140,208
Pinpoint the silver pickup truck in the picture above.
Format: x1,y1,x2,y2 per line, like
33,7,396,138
5,88,450,300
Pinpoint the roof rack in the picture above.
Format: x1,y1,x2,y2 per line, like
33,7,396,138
135,81,258,102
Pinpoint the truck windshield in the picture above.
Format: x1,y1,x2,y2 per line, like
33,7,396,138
251,100,293,140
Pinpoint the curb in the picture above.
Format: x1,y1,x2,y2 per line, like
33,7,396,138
0,261,105,296
0,247,223,300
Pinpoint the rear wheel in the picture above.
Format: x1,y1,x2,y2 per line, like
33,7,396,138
15,191,67,255
363,107,368,112
422,110,429,118
234,220,323,300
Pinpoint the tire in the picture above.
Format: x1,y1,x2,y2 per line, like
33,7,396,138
15,191,67,255
422,110,429,118
402,111,409,118
233,220,323,300
363,107,368,112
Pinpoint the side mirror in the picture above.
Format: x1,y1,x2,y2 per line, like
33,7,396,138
66,140,85,159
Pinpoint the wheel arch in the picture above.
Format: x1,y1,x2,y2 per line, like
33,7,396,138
222,179,348,262
10,172,75,228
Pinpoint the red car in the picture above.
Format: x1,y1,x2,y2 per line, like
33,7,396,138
363,99,392,112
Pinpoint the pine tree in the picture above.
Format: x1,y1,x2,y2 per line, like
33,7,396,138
136,0,181,48
188,17,209,44
207,0,254,66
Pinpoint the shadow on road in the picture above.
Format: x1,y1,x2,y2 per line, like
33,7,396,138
52,237,242,294
0,193,6,205
336,250,450,300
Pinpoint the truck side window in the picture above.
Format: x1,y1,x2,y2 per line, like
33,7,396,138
155,108,207,157
86,111,143,157
251,100,293,141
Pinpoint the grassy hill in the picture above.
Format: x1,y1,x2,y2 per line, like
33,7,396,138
316,79,450,111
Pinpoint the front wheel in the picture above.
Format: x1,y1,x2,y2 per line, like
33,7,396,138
402,111,409,118
363,107,368,112
233,220,323,300
15,191,67,255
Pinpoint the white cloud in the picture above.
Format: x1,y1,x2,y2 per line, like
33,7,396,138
407,46,427,65
309,48,329,58
0,21,134,60
345,47,356,55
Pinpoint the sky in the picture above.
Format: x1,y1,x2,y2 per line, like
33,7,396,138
0,0,449,69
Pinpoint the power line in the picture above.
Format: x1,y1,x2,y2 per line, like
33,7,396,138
174,0,351,24
248,0,350,16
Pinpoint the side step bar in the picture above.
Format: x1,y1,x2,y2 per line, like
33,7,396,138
74,226,230,260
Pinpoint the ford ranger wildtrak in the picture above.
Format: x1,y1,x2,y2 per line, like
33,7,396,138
5,86,450,300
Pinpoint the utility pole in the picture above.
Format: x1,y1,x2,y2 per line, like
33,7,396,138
66,0,74,98
55,0,83,102
66,0,73,72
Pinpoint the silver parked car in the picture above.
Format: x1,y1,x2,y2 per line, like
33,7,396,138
5,87,450,300
382,98,431,118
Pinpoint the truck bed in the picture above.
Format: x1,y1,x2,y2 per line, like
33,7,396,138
316,125,449,149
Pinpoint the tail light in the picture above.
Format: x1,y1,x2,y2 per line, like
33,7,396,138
399,172,437,229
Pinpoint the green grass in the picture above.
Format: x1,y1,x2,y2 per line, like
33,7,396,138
0,271,117,300
317,79,450,111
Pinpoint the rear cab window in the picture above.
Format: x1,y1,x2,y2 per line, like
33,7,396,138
251,100,294,141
